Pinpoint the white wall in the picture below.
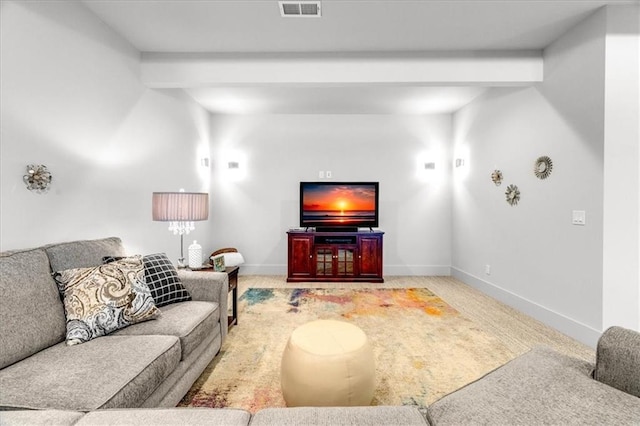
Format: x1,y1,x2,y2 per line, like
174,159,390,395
3,0,637,341
208,114,452,276
0,1,213,261
602,4,640,330
451,9,607,346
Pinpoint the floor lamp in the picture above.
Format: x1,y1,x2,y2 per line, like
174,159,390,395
152,191,209,268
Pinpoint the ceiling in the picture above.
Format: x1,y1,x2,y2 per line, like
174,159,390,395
82,0,625,114
83,0,617,52
184,86,487,115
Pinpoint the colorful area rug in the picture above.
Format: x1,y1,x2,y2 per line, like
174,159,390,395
180,288,515,413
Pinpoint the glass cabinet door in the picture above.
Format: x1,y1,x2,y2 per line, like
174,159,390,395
336,247,355,276
315,247,333,276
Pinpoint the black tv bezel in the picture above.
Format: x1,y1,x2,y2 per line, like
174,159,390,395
299,181,380,229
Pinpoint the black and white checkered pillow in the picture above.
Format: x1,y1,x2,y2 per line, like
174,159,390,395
103,253,191,307
142,253,191,307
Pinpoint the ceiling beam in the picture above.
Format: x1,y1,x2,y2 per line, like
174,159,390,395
141,51,543,88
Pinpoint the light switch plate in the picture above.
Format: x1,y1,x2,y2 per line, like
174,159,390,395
572,210,586,225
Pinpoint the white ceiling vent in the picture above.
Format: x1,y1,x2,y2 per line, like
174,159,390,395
279,1,321,18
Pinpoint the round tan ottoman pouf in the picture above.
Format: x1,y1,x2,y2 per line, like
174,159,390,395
280,319,375,407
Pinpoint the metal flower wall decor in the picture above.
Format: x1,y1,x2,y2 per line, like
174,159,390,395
505,184,520,206
534,156,553,179
23,164,52,194
491,169,503,186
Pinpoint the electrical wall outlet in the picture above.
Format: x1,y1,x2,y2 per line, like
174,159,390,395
326,171,332,178
485,264,491,275
319,171,325,179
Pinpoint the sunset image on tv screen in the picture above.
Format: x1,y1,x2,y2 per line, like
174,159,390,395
302,183,377,225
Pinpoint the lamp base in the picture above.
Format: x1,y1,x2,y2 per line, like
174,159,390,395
177,257,187,269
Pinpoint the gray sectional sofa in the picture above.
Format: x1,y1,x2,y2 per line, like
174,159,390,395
428,326,640,425
0,406,428,426
1,237,639,425
0,237,228,411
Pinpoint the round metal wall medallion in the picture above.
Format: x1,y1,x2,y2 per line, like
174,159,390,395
505,184,520,206
534,156,553,179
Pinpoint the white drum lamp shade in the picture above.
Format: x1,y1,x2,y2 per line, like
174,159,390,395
152,191,209,267
152,192,209,222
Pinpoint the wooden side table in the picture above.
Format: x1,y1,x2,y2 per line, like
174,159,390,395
190,265,239,330
226,266,239,328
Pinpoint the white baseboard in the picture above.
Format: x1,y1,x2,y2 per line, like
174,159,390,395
239,264,286,275
451,267,602,348
384,265,451,276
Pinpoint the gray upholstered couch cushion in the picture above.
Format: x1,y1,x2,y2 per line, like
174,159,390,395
0,335,180,411
77,407,252,425
0,409,85,426
250,406,429,426
45,236,126,272
178,270,229,344
427,346,640,425
113,301,220,360
594,326,640,398
0,408,252,426
0,249,66,369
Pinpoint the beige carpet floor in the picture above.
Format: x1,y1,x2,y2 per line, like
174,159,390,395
237,275,595,363
182,286,516,411
180,275,595,413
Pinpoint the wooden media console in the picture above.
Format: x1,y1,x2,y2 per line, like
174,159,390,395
287,230,384,282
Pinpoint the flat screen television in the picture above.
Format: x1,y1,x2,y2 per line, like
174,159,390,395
300,182,379,230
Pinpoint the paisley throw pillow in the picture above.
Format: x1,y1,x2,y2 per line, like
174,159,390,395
53,255,160,345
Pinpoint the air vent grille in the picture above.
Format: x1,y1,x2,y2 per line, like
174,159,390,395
279,1,321,17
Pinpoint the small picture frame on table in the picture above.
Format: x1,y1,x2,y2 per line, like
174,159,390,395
212,254,226,272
